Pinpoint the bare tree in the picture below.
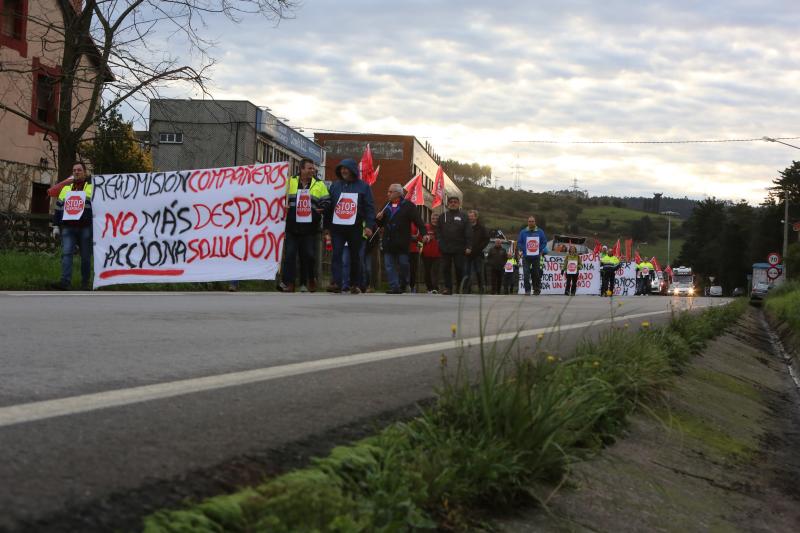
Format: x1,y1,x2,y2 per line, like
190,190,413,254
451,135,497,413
0,0,296,179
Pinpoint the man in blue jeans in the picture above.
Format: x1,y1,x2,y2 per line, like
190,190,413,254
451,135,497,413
517,215,548,295
376,183,428,294
49,162,94,290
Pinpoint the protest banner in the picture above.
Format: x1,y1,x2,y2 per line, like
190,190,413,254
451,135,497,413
91,163,289,288
518,254,638,295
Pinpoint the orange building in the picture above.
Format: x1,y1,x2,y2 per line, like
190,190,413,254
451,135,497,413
314,133,461,221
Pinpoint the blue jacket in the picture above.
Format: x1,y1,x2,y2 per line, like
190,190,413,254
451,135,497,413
517,226,548,256
326,158,376,230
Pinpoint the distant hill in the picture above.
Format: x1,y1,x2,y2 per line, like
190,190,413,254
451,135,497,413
457,181,692,264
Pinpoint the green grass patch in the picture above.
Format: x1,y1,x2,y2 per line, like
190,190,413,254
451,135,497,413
142,302,746,532
0,251,277,291
765,280,800,333
690,367,761,402
665,408,756,462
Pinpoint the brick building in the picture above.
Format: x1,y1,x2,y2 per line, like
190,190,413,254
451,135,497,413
313,133,461,221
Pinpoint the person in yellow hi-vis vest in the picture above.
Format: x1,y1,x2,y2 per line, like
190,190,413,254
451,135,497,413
48,162,94,291
281,158,330,293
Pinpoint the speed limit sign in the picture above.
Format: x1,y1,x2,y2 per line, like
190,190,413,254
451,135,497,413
767,252,781,266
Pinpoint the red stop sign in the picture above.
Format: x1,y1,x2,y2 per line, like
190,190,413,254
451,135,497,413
335,197,356,220
64,195,85,217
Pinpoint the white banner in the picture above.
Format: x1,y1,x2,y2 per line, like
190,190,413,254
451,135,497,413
518,254,638,295
91,163,289,288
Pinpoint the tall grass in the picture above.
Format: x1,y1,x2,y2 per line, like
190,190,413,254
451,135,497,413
142,300,746,532
765,280,800,333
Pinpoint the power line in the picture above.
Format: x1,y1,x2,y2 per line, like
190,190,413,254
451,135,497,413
511,136,800,145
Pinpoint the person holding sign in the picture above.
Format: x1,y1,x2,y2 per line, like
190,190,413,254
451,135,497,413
503,249,519,295
517,216,548,295
282,158,330,293
325,159,376,294
376,183,428,294
561,244,583,296
50,162,93,290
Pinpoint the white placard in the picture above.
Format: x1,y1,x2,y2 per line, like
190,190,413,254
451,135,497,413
295,189,312,223
333,192,359,226
62,191,86,221
91,163,289,288
525,236,540,256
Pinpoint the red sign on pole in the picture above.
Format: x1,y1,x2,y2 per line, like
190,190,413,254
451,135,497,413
793,221,800,232
767,252,781,266
767,266,782,281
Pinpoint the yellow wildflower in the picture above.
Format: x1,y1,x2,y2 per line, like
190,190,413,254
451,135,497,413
593,361,600,368
546,354,557,363
641,321,650,329
451,323,457,338
440,354,448,367
537,333,545,342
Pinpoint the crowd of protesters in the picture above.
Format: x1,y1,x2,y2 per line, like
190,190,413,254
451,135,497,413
46,157,659,296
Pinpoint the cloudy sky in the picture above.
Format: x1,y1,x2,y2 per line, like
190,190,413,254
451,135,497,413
141,0,800,203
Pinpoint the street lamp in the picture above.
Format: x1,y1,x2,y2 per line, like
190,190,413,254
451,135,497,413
763,136,797,278
660,210,679,266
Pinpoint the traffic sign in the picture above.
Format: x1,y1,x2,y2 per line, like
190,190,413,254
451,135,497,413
767,252,781,266
767,266,782,281
794,221,800,232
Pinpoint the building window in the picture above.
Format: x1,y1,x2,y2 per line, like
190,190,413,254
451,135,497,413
159,132,183,144
0,0,27,57
28,58,60,136
30,182,49,214
257,141,266,162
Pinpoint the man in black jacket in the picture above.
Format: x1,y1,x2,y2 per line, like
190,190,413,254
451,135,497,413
376,183,428,294
464,209,490,293
436,196,473,295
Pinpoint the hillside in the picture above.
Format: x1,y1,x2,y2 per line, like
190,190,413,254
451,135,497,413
457,181,688,265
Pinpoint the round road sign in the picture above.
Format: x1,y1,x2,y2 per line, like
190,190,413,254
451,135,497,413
767,252,781,266
767,266,782,281
793,221,800,232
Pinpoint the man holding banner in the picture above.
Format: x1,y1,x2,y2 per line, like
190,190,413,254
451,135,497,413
517,216,548,295
282,158,330,292
50,162,93,290
325,159,376,294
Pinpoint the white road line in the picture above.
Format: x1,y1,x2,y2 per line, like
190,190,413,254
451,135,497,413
0,305,713,428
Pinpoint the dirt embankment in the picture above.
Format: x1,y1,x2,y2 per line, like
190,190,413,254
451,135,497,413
496,308,800,532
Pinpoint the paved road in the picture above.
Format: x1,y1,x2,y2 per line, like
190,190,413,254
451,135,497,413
0,292,729,531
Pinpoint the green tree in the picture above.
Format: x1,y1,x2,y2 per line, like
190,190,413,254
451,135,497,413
80,108,152,174
769,160,800,203
441,159,492,185
630,215,654,242
677,198,727,276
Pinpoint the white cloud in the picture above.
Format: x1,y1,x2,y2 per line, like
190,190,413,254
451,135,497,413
131,0,800,203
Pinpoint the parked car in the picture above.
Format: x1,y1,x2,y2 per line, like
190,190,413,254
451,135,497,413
732,287,744,297
709,285,723,297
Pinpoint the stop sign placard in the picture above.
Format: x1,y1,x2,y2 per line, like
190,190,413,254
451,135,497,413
767,252,781,266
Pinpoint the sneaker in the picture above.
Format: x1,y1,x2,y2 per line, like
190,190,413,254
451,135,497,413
365,287,375,293
386,288,402,294
350,286,362,294
440,289,451,295
285,283,295,293
49,281,69,291
326,283,340,293
277,282,288,292
308,279,317,293
299,285,309,293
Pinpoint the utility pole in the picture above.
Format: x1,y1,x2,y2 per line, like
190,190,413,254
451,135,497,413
763,137,797,279
512,154,523,190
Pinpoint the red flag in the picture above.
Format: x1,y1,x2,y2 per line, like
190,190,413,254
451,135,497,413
592,239,602,259
664,265,673,276
652,257,661,272
404,174,424,206
431,165,445,208
625,239,633,261
359,144,377,186
634,250,642,264
611,239,621,257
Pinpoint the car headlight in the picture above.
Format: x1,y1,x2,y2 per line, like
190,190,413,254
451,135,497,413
688,288,694,295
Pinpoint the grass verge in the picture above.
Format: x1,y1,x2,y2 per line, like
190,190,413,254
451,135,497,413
764,280,800,334
0,251,276,291
142,300,746,532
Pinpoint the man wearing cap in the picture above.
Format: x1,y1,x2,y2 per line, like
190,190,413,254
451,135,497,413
436,196,472,295
325,159,376,294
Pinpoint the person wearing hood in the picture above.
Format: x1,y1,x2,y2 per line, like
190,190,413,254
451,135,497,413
325,158,376,294
49,161,94,290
